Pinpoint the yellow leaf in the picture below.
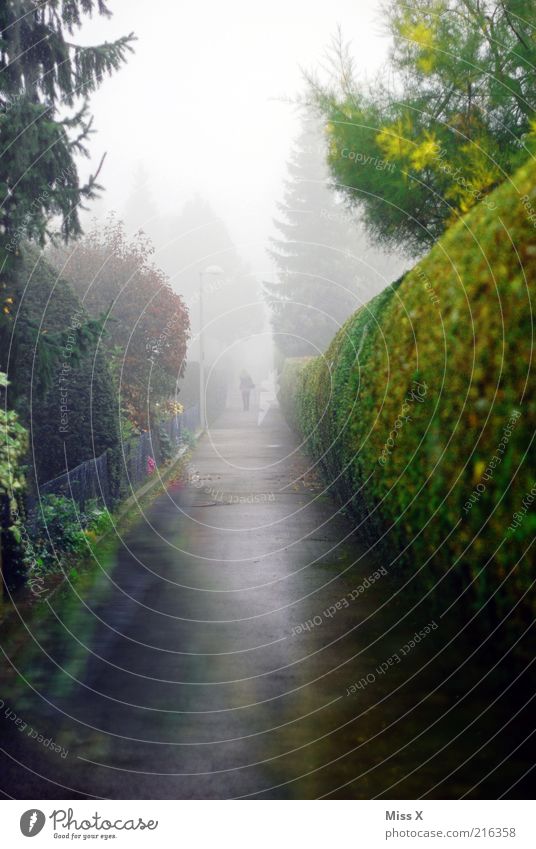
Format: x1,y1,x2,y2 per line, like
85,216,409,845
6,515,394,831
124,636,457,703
472,460,486,483
399,21,435,50
376,118,414,162
410,131,440,171
417,54,435,74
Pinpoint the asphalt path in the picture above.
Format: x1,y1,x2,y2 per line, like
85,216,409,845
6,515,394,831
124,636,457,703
0,395,533,798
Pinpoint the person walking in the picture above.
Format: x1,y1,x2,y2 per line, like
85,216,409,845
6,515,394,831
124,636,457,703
239,371,255,411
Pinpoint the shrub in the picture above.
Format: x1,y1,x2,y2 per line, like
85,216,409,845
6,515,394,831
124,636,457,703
278,357,311,433
28,495,113,573
280,158,536,623
5,248,121,491
181,428,196,449
157,423,174,463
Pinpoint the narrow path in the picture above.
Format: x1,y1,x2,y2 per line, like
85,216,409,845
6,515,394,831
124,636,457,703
0,395,532,798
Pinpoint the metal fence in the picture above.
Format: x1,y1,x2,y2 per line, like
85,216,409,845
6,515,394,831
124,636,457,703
38,450,111,511
31,404,200,513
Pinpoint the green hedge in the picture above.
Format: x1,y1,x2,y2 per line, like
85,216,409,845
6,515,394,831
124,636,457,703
4,248,121,491
280,159,536,620
278,356,312,434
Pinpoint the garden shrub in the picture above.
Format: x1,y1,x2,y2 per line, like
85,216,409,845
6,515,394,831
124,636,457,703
279,159,536,621
278,357,312,433
157,423,174,463
5,248,121,491
28,495,113,573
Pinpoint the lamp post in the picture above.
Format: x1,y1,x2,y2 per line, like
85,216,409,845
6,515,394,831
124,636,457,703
199,265,224,432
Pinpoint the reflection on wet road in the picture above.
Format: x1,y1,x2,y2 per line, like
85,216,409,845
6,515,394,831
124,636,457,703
0,400,533,798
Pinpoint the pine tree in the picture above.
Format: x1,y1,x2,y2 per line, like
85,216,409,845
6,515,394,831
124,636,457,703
266,115,397,357
0,0,134,368
0,1,134,254
0,0,134,423
0,1,133,579
310,2,536,254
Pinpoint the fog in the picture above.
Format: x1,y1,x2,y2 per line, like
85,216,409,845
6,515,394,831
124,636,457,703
75,0,404,391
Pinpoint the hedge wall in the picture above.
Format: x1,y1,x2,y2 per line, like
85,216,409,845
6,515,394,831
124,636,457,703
5,248,121,490
280,158,536,621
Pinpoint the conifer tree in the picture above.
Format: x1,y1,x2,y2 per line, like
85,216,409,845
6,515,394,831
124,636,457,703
0,1,133,575
0,1,134,252
310,1,536,254
266,115,398,357
0,0,134,361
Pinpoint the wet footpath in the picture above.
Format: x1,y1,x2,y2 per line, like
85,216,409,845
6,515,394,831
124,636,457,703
0,393,533,798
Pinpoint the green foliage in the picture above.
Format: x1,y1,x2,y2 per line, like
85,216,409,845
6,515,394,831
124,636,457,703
278,358,312,433
119,413,139,443
280,158,536,622
0,372,28,500
181,428,196,449
0,0,134,469
4,249,121,488
0,371,28,588
0,1,134,249
84,504,114,539
1,269,111,402
0,2,134,107
309,1,536,254
29,495,113,573
157,423,173,464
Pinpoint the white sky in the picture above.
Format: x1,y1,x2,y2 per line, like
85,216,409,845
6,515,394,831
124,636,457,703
80,0,390,271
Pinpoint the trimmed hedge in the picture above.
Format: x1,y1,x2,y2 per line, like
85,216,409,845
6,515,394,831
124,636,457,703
278,356,312,433
280,158,536,620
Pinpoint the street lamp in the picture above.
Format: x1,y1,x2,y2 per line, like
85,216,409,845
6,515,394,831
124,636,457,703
199,265,224,432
